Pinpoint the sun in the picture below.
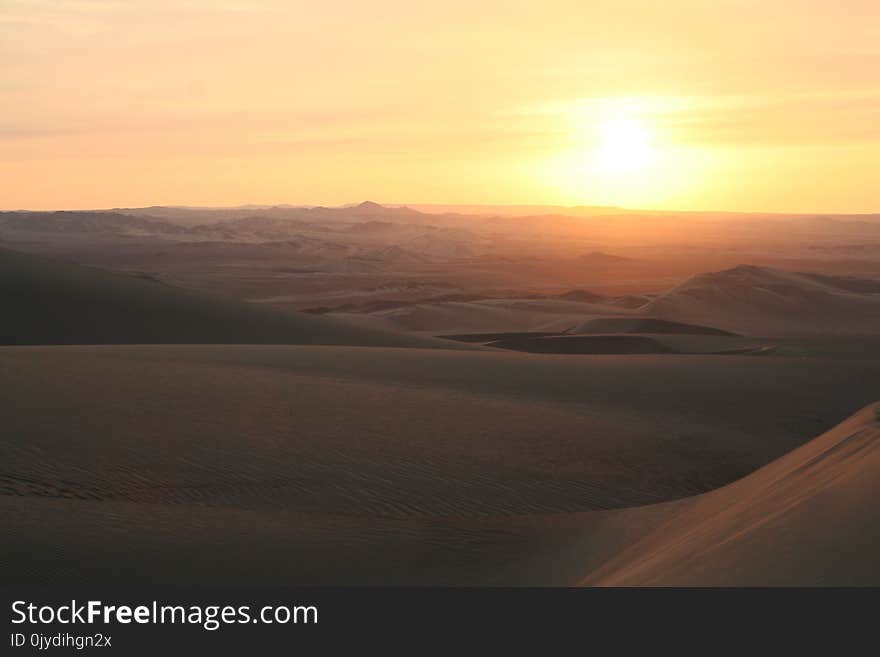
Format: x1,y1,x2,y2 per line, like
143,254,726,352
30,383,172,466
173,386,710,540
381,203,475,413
595,117,656,173
538,97,710,207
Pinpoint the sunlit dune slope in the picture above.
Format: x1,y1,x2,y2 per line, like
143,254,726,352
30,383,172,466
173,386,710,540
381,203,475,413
0,248,463,349
585,402,880,586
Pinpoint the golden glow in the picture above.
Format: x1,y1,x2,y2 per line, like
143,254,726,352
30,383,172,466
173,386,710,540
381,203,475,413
1,2,879,211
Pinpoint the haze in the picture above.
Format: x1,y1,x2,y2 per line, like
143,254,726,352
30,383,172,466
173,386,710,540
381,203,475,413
2,0,878,212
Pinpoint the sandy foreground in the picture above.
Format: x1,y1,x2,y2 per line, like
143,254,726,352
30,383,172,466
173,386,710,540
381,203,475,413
3,344,879,585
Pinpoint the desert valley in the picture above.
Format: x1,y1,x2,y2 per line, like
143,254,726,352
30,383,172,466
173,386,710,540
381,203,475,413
3,202,880,586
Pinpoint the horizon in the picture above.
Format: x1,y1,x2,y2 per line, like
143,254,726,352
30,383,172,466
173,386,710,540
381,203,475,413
2,1,879,213
3,199,879,218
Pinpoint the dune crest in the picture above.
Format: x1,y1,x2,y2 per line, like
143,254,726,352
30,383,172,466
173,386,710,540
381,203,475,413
585,402,880,586
645,264,880,335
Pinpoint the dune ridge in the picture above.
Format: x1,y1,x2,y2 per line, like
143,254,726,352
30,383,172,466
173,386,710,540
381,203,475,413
325,264,880,339
585,402,880,586
0,248,467,349
646,264,880,335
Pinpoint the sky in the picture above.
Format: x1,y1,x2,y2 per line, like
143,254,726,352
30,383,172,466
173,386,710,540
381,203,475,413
1,0,878,212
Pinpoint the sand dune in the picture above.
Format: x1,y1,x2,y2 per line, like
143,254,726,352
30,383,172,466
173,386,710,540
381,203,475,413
333,298,630,334
481,333,775,356
585,402,880,586
646,264,880,335
442,324,773,355
3,344,880,585
298,263,880,341
4,246,880,586
488,334,674,354
0,248,463,349
321,264,880,340
573,317,736,336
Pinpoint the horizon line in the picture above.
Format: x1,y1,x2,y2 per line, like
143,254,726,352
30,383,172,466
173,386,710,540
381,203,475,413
2,201,879,217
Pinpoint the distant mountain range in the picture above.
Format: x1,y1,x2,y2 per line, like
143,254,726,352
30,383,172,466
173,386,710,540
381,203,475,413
0,203,490,262
4,202,880,268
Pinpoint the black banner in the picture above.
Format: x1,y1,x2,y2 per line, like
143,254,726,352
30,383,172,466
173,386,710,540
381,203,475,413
3,587,876,653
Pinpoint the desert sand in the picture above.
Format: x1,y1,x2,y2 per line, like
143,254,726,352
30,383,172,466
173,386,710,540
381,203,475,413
3,209,880,586
584,402,880,586
2,343,879,585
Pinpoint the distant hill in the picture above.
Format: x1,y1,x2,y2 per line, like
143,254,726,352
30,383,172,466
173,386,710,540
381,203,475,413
0,205,485,256
578,251,635,266
0,211,184,236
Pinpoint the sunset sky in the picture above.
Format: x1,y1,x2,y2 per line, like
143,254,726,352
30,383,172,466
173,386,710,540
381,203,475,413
2,1,878,212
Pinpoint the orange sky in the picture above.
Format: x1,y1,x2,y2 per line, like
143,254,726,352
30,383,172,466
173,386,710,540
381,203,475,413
2,1,878,212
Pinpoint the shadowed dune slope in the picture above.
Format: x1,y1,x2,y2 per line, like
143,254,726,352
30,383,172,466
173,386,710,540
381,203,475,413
574,317,736,336
585,402,880,586
488,334,673,354
443,331,780,355
0,248,465,349
2,344,880,585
